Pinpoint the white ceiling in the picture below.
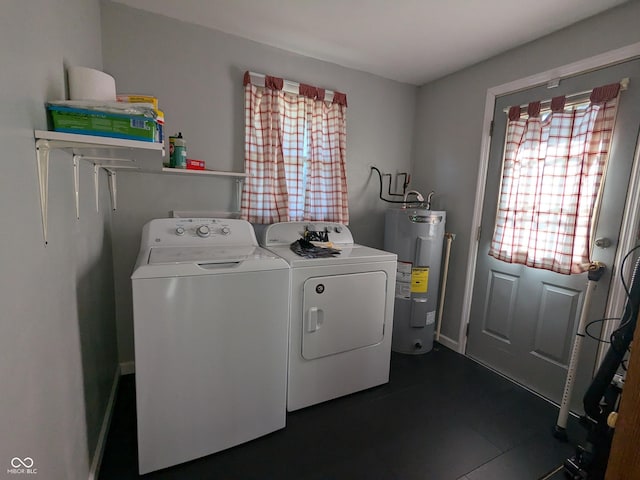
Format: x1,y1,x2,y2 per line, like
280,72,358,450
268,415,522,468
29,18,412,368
113,0,627,85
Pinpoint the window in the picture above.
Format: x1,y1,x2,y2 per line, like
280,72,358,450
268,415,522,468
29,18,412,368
489,83,620,274
241,72,349,225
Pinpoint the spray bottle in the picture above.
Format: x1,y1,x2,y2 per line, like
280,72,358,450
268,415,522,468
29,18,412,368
169,132,187,168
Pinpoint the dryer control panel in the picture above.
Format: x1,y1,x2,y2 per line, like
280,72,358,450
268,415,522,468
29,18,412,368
140,218,258,247
262,222,354,246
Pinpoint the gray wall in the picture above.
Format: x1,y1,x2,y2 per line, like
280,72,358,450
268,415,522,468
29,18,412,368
0,1,119,479
100,0,418,364
2,1,636,476
412,1,640,346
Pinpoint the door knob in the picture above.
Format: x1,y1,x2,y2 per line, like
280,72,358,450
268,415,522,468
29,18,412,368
595,238,612,248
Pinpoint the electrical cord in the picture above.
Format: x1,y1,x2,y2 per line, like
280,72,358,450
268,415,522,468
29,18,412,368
585,317,621,343
581,245,640,352
608,244,640,355
381,172,408,197
370,166,423,205
612,244,640,334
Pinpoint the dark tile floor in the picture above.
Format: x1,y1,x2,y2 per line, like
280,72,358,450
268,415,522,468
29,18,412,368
99,344,583,479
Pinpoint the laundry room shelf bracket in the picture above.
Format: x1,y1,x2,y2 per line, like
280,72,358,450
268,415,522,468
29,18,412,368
34,130,164,244
73,155,137,214
35,138,51,244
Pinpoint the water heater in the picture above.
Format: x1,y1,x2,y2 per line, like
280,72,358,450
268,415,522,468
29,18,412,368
384,208,446,354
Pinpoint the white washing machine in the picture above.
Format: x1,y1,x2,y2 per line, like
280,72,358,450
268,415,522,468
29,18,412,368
131,218,290,474
259,222,397,411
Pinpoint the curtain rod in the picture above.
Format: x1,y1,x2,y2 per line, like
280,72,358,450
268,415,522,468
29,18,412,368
248,71,336,102
502,77,629,114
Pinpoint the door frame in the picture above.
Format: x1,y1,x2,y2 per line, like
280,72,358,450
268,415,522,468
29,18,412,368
458,41,640,363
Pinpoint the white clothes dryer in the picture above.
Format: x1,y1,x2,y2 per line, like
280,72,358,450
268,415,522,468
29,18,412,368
259,222,397,411
131,218,290,474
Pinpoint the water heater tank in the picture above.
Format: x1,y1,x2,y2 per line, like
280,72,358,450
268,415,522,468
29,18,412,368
384,208,446,354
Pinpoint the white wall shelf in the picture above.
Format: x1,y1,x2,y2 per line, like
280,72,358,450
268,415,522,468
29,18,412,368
34,130,165,244
34,130,247,244
161,167,246,178
34,130,165,153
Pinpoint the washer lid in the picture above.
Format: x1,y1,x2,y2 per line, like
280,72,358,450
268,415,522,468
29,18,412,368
132,245,289,279
148,245,256,265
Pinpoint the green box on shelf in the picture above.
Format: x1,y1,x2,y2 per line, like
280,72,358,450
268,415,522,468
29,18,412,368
47,104,157,142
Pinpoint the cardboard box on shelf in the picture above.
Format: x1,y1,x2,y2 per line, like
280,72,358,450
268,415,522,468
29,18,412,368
47,104,157,142
186,159,206,170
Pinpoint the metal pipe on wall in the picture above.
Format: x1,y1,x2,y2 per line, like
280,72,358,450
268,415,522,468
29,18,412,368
436,233,454,342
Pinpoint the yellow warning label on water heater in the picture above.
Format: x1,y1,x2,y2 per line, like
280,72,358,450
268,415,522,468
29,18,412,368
411,267,429,293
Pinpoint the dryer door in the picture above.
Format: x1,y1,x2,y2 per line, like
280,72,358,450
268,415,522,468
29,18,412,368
302,271,387,360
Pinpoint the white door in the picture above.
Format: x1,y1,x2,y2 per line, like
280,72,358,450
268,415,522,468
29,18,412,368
466,59,640,411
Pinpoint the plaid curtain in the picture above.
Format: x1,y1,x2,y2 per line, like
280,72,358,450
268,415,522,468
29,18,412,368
489,83,620,274
241,72,349,224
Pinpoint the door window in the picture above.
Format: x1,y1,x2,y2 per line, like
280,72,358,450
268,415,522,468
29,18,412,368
489,84,621,274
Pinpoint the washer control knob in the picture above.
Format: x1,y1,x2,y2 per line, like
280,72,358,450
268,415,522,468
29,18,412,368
334,226,343,233
221,226,231,235
196,225,211,238
175,226,185,236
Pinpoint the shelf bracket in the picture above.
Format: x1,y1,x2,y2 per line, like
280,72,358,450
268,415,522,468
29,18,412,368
77,155,134,216
35,139,50,244
73,155,81,219
94,164,138,212
33,131,163,244
107,170,117,211
235,178,244,212
94,164,100,212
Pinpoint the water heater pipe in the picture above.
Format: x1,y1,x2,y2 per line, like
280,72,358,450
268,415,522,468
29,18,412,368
403,190,424,209
436,232,455,342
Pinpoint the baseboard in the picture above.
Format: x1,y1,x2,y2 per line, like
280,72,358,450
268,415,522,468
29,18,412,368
436,333,460,353
119,361,135,375
88,366,120,480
